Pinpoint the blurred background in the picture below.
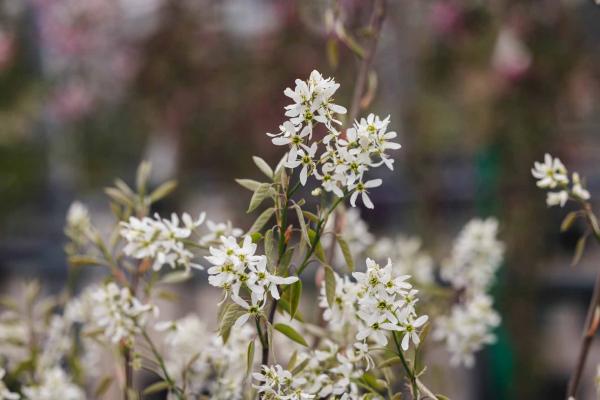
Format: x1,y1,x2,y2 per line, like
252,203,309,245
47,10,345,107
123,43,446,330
1,0,600,399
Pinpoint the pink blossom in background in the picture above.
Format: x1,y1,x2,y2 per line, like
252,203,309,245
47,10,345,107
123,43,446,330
0,30,15,71
491,27,532,82
429,0,463,37
49,82,94,122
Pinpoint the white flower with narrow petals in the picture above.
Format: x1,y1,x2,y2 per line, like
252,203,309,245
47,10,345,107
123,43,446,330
349,179,382,209
572,172,591,201
531,153,568,189
546,190,569,207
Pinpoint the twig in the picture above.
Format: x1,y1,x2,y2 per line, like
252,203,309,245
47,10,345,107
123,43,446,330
347,0,387,125
566,265,600,398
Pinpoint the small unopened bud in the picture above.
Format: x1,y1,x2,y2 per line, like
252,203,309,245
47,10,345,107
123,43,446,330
311,188,322,196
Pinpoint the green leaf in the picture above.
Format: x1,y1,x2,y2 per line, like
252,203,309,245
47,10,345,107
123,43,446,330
360,372,387,392
291,358,310,375
149,180,177,203
235,178,262,192
250,232,263,243
159,270,192,284
294,205,311,245
248,207,275,234
278,247,295,276
247,183,273,213
287,350,298,371
252,156,273,179
142,381,170,395
572,234,588,267
302,210,319,223
273,323,308,347
378,357,401,369
308,229,326,262
246,340,255,376
277,297,304,322
104,187,134,208
436,396,451,400
289,280,302,320
324,265,336,308
94,376,114,397
561,211,579,232
265,229,276,267
136,161,152,195
327,37,339,68
336,235,354,272
219,303,245,343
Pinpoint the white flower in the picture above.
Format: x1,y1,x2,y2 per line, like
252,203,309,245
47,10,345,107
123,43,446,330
269,71,400,210
572,172,591,201
397,315,429,351
199,219,243,245
531,153,568,189
546,190,569,207
231,294,265,329
0,368,19,400
22,367,84,400
434,294,500,368
91,283,156,344
253,364,314,399
349,179,382,209
272,122,311,162
120,212,205,271
246,256,298,300
441,218,504,293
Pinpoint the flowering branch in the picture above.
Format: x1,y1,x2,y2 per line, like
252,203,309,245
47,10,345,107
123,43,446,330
532,153,598,399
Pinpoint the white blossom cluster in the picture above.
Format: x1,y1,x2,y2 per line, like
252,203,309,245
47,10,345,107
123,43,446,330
253,364,315,400
371,235,435,286
320,258,428,350
120,212,206,271
441,218,504,293
284,341,375,399
435,218,504,367
531,153,591,207
0,311,28,369
433,294,500,367
0,368,19,400
90,283,157,344
21,367,84,400
205,235,298,324
268,70,401,209
155,315,254,400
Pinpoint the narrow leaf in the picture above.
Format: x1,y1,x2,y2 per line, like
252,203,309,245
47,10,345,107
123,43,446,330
561,211,579,232
142,381,170,395
159,270,192,284
248,207,275,234
247,183,273,213
277,297,304,322
294,205,311,245
572,234,588,267
289,280,302,320
252,156,273,179
235,178,262,192
324,265,336,308
273,323,308,347
219,303,245,343
104,187,134,208
336,235,354,272
246,340,255,376
94,376,113,397
149,180,177,203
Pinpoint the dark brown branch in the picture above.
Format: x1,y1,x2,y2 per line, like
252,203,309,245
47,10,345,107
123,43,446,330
346,0,387,125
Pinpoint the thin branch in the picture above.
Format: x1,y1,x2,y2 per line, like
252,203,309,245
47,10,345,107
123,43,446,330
566,204,600,399
347,0,387,125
